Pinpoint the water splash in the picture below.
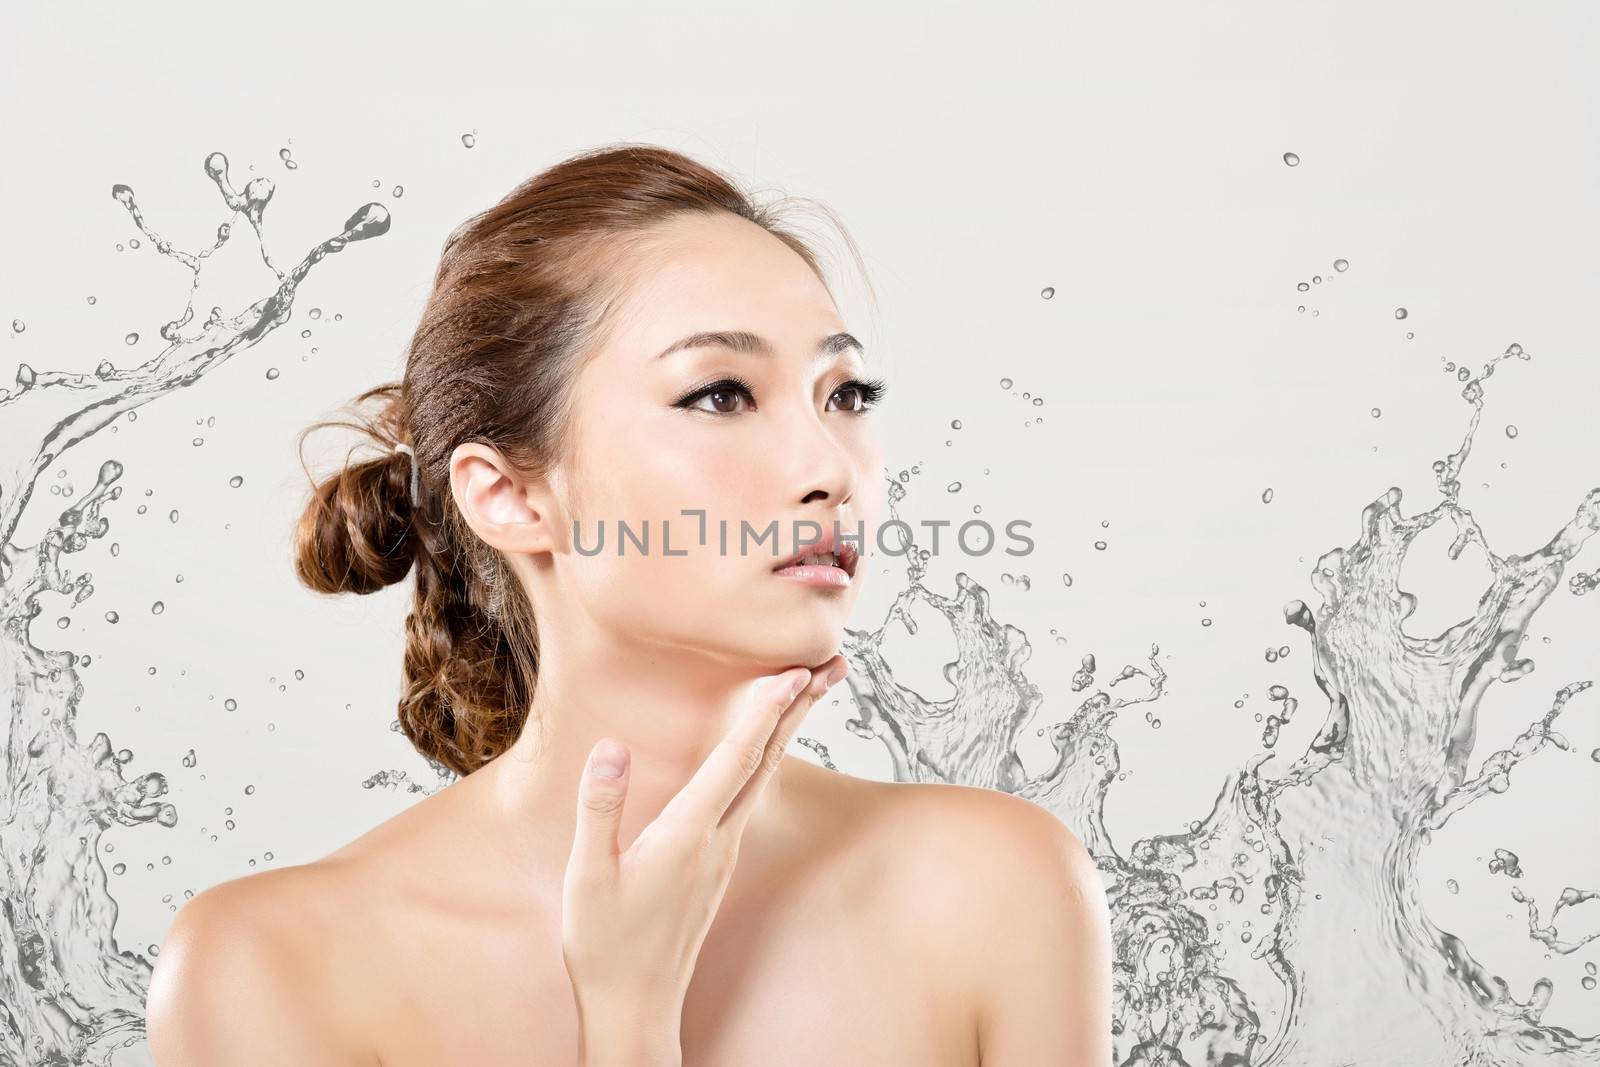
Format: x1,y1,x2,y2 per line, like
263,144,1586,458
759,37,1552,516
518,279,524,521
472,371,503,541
0,152,387,1065
3,150,1596,1067
830,343,1600,1064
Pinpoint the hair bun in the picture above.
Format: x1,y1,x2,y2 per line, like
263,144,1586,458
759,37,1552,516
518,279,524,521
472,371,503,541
292,443,417,596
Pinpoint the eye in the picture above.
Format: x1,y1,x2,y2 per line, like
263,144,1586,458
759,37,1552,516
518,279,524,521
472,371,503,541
826,377,888,413
673,376,756,415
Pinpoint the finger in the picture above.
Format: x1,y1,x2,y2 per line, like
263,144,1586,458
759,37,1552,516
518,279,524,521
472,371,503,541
660,667,812,832
720,655,848,832
566,738,631,886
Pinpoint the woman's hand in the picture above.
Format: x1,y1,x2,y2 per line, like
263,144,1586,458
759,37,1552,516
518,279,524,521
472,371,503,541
560,654,850,1066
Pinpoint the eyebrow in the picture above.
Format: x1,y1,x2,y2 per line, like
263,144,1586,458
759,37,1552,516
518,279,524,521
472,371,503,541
654,329,865,362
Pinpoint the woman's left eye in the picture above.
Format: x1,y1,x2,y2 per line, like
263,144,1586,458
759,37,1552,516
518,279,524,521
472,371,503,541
827,377,889,413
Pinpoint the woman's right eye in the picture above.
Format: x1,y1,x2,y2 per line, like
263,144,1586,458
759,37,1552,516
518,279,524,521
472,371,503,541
674,377,756,415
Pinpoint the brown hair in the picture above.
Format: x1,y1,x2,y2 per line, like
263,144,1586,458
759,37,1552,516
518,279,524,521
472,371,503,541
292,142,872,779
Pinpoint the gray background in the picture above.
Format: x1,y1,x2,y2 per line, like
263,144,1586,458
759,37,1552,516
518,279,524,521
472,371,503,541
3,0,1597,1048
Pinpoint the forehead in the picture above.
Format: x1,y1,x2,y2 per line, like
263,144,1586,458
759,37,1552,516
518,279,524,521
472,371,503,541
597,211,843,366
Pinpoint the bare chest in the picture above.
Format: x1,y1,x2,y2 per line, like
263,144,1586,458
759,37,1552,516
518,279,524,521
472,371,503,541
363,884,976,1067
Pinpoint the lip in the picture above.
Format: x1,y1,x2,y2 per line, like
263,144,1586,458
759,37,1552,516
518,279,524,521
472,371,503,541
771,526,860,584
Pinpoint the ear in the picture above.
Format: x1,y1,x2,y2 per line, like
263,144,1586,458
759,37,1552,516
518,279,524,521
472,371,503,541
448,442,564,556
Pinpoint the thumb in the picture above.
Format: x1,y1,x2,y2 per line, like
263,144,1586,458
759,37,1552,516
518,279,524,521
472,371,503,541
570,737,631,878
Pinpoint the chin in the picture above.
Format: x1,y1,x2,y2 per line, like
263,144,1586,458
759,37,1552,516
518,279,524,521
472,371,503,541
741,621,850,672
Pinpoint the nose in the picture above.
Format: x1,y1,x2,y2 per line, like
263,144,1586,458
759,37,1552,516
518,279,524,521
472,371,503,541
789,412,860,511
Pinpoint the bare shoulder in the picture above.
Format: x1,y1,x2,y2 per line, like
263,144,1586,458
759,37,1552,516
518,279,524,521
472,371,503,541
855,776,1101,902
145,860,380,1066
848,776,1113,1062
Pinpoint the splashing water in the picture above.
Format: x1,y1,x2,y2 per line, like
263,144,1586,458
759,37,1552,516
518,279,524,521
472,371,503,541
2,152,1596,1066
0,152,388,1065
824,346,1600,1064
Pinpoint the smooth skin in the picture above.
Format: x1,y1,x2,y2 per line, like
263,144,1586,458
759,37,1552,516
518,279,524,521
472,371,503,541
563,665,840,1064
144,210,1112,1065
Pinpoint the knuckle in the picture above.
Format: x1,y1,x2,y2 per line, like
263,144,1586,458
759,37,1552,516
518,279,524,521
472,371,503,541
738,742,767,778
581,790,625,816
761,742,787,776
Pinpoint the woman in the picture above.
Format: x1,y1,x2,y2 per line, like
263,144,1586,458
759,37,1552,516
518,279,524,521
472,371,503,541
144,143,1112,1065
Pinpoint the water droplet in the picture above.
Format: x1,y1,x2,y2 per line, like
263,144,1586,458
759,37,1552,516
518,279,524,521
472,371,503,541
1040,286,1054,299
151,601,164,615
1406,332,1414,340
1262,487,1274,503
950,419,962,430
129,238,141,249
946,481,962,493
265,367,280,380
1283,152,1300,166
124,332,139,345
1093,540,1107,550
1312,275,1322,284
1505,424,1518,439
392,184,404,198
87,295,97,305
1333,258,1349,272
1061,572,1073,587
10,319,23,333
1394,307,1408,319
1297,281,1310,292
461,132,476,148
999,377,1013,389
168,509,179,523
1371,407,1382,418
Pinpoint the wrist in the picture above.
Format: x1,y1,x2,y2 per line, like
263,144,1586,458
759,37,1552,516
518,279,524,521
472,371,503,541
577,1025,681,1067
573,996,681,1067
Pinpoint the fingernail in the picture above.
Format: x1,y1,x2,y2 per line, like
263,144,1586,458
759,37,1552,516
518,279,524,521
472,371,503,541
590,739,627,779
788,671,810,700
825,659,849,687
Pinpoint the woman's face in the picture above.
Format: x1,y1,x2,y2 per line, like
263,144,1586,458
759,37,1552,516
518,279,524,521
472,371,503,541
550,210,885,673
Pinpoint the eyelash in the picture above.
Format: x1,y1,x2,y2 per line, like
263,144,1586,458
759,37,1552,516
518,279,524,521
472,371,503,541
673,375,889,416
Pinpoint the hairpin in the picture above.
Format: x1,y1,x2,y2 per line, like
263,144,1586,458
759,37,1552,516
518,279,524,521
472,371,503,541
393,442,420,508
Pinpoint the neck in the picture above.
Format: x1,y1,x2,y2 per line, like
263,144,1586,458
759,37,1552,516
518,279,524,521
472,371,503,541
479,613,803,893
